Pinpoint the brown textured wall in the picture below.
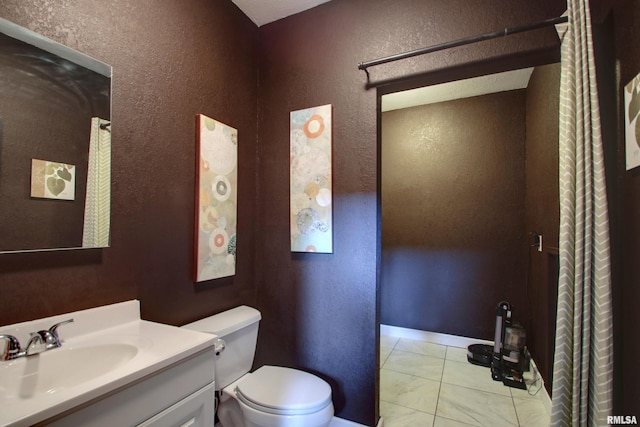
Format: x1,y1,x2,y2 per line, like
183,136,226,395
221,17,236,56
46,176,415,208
614,0,640,416
380,91,527,340
0,1,259,326
0,0,573,425
256,1,564,424
524,62,560,394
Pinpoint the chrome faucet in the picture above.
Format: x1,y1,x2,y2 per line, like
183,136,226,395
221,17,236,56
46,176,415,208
23,333,46,356
0,334,21,360
0,318,74,360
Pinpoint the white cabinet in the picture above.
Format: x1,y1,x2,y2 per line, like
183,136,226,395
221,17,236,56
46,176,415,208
39,348,215,427
138,382,214,427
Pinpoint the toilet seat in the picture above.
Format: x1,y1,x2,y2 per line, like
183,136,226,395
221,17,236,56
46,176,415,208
235,365,332,416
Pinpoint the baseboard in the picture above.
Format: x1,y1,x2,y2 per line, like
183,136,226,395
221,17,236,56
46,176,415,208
330,416,383,427
380,324,492,348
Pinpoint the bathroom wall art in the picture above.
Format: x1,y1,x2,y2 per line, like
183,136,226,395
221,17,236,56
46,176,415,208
290,104,333,253
30,159,76,200
194,114,237,281
625,71,640,170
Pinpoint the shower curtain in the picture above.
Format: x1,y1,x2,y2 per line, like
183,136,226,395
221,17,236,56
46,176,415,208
551,1,613,425
82,117,111,248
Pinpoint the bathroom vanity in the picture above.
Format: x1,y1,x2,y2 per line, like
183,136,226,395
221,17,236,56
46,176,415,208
0,301,216,427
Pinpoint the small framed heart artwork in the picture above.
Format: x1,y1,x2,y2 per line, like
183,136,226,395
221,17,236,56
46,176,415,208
30,159,76,201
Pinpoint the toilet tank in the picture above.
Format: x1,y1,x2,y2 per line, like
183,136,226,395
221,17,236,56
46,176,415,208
182,305,261,390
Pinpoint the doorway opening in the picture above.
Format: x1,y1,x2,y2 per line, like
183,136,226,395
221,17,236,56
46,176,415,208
376,61,561,424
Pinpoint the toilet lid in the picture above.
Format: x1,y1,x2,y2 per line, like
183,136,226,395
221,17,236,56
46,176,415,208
236,365,332,416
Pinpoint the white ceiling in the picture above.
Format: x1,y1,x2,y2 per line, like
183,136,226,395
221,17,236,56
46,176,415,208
382,67,534,112
232,0,331,27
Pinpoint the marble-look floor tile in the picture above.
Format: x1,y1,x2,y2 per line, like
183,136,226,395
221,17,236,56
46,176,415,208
441,359,511,396
513,397,550,427
381,334,400,348
509,371,548,402
434,416,478,427
383,350,445,381
436,383,518,426
379,338,551,427
509,381,548,402
380,369,440,414
380,345,393,366
395,339,447,359
445,346,470,363
380,401,435,427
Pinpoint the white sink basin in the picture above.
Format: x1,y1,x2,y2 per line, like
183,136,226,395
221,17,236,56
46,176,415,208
0,344,138,400
0,301,216,427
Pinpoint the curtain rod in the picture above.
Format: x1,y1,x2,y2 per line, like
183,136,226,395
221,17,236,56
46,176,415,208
358,15,568,72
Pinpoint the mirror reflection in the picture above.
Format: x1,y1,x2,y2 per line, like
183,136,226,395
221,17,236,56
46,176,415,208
0,18,112,253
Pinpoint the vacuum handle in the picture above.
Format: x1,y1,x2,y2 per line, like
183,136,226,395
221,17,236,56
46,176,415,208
493,316,503,354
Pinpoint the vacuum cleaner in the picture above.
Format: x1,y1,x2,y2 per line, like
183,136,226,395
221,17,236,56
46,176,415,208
467,301,530,389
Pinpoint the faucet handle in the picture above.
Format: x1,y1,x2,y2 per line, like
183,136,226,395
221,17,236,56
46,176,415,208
46,318,74,347
0,334,21,360
37,330,59,348
49,318,74,337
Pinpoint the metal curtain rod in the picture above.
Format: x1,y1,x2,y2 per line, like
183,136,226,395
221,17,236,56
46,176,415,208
358,15,568,72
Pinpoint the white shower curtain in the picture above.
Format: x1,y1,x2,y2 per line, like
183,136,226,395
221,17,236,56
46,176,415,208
551,1,613,425
82,117,111,248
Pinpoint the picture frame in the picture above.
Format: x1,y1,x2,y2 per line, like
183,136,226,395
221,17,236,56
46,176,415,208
194,114,238,281
625,72,640,170
290,104,333,253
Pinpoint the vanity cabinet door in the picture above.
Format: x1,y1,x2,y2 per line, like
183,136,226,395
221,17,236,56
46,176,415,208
39,349,215,427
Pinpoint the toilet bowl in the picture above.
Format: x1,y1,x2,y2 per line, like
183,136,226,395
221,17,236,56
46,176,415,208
182,306,334,427
222,365,333,427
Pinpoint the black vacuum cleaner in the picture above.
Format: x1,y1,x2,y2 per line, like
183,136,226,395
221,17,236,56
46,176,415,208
467,301,530,389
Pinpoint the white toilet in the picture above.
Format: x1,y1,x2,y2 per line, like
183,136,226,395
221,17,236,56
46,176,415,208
182,305,334,427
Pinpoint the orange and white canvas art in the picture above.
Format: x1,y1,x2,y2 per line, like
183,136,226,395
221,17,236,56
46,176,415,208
625,72,640,170
194,114,237,281
290,104,333,253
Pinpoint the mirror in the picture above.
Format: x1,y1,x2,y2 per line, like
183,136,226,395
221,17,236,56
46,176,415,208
0,17,111,253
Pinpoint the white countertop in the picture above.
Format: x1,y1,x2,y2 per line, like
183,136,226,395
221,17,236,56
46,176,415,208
0,300,216,427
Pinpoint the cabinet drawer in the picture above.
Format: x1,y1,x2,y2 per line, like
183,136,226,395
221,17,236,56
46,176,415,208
138,382,214,427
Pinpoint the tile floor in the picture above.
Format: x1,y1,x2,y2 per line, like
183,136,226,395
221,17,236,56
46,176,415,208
380,332,551,426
